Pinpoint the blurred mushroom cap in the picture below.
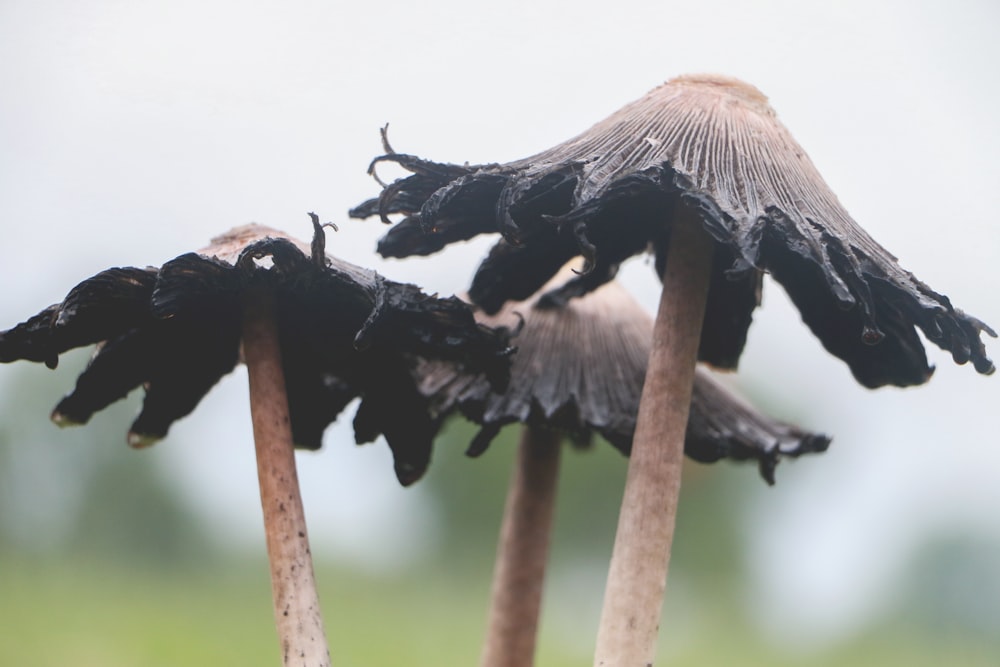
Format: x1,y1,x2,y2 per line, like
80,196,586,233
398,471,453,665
419,262,829,483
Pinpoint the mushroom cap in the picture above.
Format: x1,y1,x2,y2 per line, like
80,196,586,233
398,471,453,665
0,222,512,486
351,74,995,388
418,262,829,483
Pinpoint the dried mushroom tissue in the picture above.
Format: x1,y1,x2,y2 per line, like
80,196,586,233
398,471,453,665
418,263,830,484
351,74,994,388
0,221,512,485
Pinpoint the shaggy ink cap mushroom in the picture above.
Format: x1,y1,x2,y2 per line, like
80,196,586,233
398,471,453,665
0,219,512,486
418,263,830,485
351,74,995,388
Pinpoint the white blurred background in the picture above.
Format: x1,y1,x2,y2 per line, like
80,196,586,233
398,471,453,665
1,0,998,659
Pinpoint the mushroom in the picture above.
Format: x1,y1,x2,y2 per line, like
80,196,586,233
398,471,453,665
350,74,995,664
0,217,511,667
418,261,829,667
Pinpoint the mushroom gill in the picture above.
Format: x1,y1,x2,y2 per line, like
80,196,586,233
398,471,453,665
418,262,829,484
351,74,995,388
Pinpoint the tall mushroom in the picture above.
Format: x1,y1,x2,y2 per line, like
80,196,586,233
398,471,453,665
350,74,995,665
0,218,511,666
418,262,829,667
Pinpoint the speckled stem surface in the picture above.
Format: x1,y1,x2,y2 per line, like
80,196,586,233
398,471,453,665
480,426,562,667
593,216,713,666
243,289,331,667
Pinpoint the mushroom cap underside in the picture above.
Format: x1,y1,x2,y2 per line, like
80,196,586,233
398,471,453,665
418,266,830,484
351,74,994,388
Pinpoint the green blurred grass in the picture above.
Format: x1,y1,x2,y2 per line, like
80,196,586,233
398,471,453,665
0,556,501,667
2,555,998,666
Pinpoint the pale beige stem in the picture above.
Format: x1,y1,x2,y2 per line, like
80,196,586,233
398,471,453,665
243,289,331,667
593,216,714,666
480,426,563,667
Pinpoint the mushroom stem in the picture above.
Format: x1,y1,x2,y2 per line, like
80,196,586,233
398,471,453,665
243,288,331,667
593,214,714,666
480,426,562,667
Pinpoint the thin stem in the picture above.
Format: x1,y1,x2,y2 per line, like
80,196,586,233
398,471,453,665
243,289,331,667
480,426,562,667
592,215,714,666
